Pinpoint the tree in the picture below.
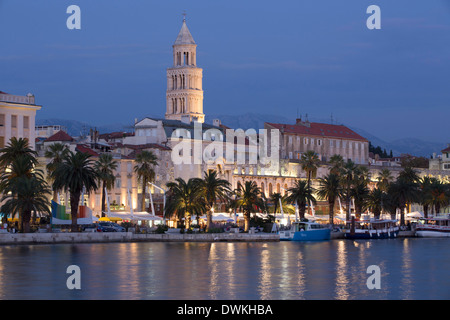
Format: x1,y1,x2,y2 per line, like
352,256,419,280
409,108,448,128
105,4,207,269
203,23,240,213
194,170,231,232
366,187,384,220
0,137,37,170
429,179,449,215
94,153,118,217
340,160,357,220
300,150,320,187
51,151,99,232
45,142,70,201
317,173,342,225
285,180,316,221
165,178,201,228
270,192,283,214
328,154,344,175
134,150,158,212
418,176,434,218
235,181,263,232
1,169,51,233
388,179,419,226
376,168,393,192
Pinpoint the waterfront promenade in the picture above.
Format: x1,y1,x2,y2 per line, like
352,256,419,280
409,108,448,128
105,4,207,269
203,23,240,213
0,230,417,245
0,232,279,245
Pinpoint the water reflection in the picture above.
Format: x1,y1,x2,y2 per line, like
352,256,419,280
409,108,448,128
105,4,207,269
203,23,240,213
335,240,349,300
0,239,448,299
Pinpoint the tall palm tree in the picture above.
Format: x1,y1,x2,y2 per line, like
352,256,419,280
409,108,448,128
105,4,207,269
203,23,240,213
366,187,384,220
329,154,344,176
45,142,70,201
317,173,342,225
1,170,51,233
285,180,316,221
235,181,263,232
351,178,370,216
51,151,98,232
134,150,158,212
376,168,393,192
388,179,419,226
270,192,283,215
0,137,37,169
300,150,320,188
94,153,118,217
165,178,201,228
195,170,231,232
429,179,449,215
340,159,357,220
418,176,434,218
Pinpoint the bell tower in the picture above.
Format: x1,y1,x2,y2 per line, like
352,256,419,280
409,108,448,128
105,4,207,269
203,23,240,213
165,16,205,123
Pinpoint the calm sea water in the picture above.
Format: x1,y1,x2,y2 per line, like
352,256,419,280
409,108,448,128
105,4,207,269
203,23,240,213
0,238,448,300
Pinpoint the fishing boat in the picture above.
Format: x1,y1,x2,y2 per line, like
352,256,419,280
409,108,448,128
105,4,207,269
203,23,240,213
344,217,399,239
279,221,331,241
415,216,450,238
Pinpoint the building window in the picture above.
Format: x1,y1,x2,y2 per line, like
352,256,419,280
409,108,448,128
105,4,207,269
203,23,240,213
304,138,309,145
330,140,334,147
0,114,5,127
444,164,450,170
23,116,29,129
11,115,17,128
336,140,340,148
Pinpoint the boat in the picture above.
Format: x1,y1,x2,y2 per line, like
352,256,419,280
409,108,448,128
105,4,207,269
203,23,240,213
344,218,399,239
415,216,450,238
279,221,331,241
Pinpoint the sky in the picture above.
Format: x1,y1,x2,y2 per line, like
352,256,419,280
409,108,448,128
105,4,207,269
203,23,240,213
0,0,449,143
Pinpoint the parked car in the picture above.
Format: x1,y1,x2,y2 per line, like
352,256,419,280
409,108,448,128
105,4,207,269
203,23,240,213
96,223,116,232
82,224,98,232
98,222,126,232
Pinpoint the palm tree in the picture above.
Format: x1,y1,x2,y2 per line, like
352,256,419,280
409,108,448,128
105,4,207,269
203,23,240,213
300,150,320,188
366,187,384,220
418,176,434,218
134,150,158,212
376,168,393,192
94,153,118,217
51,151,99,232
270,192,283,215
235,181,263,232
285,180,316,221
388,179,419,226
329,154,344,176
45,142,70,201
429,179,449,215
0,137,37,169
351,178,370,216
317,173,342,225
1,170,51,233
195,170,231,232
340,160,357,220
165,178,201,228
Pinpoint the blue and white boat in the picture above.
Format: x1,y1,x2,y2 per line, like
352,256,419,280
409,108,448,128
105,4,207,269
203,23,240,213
344,218,399,239
279,221,331,241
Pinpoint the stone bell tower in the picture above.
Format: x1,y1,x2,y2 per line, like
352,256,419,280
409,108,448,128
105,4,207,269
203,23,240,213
165,16,205,123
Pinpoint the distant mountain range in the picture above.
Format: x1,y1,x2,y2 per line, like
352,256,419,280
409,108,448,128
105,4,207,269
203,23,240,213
36,114,445,157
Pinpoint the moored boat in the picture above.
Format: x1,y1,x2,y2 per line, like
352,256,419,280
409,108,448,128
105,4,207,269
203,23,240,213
415,216,450,238
279,221,331,241
344,218,399,239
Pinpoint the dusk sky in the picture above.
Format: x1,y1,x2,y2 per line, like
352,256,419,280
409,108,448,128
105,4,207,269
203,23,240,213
1,0,449,144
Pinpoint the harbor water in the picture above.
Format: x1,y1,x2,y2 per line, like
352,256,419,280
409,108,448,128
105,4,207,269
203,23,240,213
0,238,448,300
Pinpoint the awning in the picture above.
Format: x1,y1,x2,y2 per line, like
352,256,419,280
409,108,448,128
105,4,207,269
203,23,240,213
106,211,163,221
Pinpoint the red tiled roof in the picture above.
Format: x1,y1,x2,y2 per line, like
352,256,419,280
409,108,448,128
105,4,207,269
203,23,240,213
98,131,134,141
45,130,74,142
442,146,450,153
76,144,99,157
266,122,368,141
